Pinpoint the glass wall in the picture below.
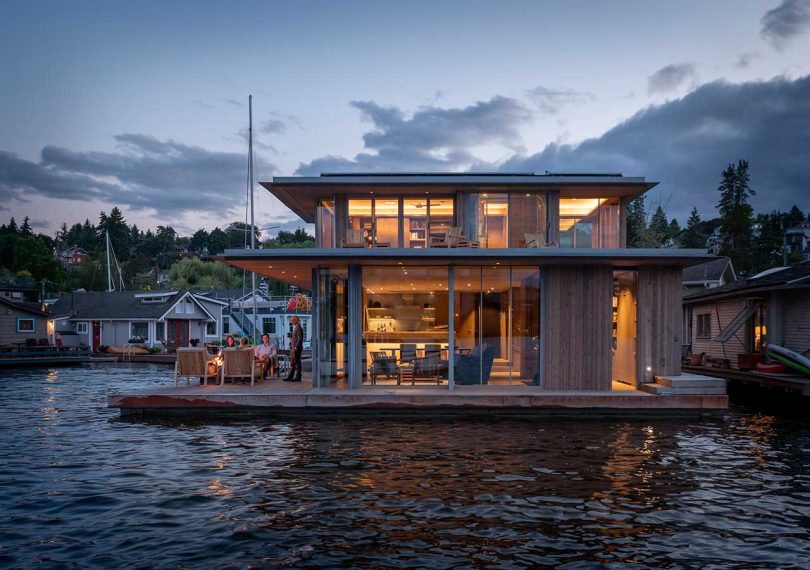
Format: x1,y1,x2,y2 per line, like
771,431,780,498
374,197,400,247
559,198,621,248
347,199,373,247
316,267,348,387
453,266,541,385
612,270,637,388
345,197,454,248
465,193,547,248
317,200,335,248
362,266,450,387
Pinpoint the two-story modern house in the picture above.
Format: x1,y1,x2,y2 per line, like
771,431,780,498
219,173,713,392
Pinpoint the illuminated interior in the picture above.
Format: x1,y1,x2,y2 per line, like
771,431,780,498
559,197,620,248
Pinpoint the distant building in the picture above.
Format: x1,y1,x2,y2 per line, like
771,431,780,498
785,223,810,261
55,245,90,269
0,297,51,346
682,257,736,296
706,228,723,255
683,261,810,369
49,290,227,351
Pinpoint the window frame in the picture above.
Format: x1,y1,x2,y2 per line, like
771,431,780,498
76,322,89,334
16,317,36,333
696,314,712,339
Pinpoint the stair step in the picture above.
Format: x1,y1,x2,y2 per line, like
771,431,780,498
655,374,727,389
642,383,726,395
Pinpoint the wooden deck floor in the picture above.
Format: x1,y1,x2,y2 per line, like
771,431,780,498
109,375,727,416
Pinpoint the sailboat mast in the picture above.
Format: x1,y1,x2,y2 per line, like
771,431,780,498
249,95,258,339
106,230,113,293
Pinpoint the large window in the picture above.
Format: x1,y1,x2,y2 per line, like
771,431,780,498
316,267,348,387
362,266,450,386
317,200,335,248
262,317,276,335
16,317,35,333
346,197,454,248
559,198,620,248
453,266,540,385
465,193,547,248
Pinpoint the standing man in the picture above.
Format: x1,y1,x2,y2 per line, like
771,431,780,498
285,316,304,382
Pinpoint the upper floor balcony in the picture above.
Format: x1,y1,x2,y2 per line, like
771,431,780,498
263,173,656,251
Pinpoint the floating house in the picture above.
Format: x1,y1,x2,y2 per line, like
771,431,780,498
49,290,227,351
683,261,810,370
218,173,715,391
0,297,51,347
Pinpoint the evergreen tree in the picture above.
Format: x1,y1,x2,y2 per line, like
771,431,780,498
20,216,33,236
647,206,669,248
751,211,786,272
668,218,681,244
785,205,805,228
207,227,229,255
189,229,210,253
626,197,648,248
680,208,707,248
716,160,756,271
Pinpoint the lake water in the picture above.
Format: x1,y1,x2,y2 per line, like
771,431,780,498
0,364,809,569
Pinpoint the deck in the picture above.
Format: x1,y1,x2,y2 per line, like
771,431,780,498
684,365,810,396
109,377,727,417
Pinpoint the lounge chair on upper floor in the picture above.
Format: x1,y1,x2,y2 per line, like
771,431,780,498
430,227,479,248
341,229,366,248
524,233,558,248
175,347,215,386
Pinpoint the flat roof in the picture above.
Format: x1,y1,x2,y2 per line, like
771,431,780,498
219,247,713,288
264,172,658,223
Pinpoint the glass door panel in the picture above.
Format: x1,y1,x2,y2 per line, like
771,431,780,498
404,198,428,248
374,198,400,247
428,197,453,246
347,199,373,247
316,268,349,387
477,194,508,248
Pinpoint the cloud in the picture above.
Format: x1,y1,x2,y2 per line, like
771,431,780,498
260,118,287,135
296,96,533,174
734,53,758,69
648,63,697,94
501,75,810,221
224,98,244,108
0,135,276,223
527,86,595,114
761,0,810,50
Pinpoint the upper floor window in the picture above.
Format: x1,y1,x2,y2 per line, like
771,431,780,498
559,198,620,248
345,196,454,248
465,192,547,248
317,200,335,248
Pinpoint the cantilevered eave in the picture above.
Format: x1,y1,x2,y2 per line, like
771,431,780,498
219,247,714,288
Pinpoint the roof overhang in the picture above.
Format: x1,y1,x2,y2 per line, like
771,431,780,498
219,247,713,289
264,174,658,223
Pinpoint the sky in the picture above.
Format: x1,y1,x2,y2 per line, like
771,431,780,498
1,0,809,237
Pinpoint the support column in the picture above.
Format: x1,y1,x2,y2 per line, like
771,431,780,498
347,264,363,389
448,265,455,391
311,267,320,387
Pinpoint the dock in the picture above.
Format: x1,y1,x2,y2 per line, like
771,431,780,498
109,378,727,417
684,365,810,396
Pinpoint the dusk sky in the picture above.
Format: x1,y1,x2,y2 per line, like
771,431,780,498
1,0,809,237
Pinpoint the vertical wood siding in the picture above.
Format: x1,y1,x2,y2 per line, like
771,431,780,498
543,265,612,390
637,266,682,382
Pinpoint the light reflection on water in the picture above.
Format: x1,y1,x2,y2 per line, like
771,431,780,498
0,364,808,568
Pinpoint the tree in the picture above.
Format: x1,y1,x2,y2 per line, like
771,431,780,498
648,206,670,248
785,205,805,228
207,227,229,255
12,236,61,282
167,257,242,289
262,228,315,249
626,197,648,248
189,229,209,254
668,218,681,243
98,207,131,260
225,221,260,248
20,216,33,236
680,207,707,249
751,211,786,272
717,160,756,272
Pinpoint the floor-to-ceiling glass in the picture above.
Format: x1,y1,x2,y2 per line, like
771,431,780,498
316,267,348,388
374,197,400,247
559,198,621,248
612,269,637,388
362,266,449,387
452,266,541,386
477,194,509,248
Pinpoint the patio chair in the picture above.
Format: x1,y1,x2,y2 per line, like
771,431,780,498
175,347,214,386
220,347,261,386
524,233,557,248
411,344,447,385
341,229,366,248
369,351,400,385
399,343,417,364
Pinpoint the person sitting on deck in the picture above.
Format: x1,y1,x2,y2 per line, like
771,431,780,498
239,336,250,347
254,333,278,378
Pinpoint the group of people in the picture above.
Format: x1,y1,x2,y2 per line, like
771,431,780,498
220,315,304,383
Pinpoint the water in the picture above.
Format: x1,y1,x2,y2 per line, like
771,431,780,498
0,364,809,569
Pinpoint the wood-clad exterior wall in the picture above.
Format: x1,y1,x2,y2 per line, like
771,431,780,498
542,265,613,390
0,307,48,346
636,266,682,383
782,291,810,353
690,298,749,369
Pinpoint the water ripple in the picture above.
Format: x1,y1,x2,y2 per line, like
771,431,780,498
0,364,809,567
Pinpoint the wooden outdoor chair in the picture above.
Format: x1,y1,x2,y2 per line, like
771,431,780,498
341,229,366,248
220,347,261,386
175,347,214,386
524,233,557,248
369,351,400,385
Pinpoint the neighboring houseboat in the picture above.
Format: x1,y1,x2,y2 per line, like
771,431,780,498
683,261,810,371
682,257,736,296
49,290,227,351
218,172,715,391
0,296,51,347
